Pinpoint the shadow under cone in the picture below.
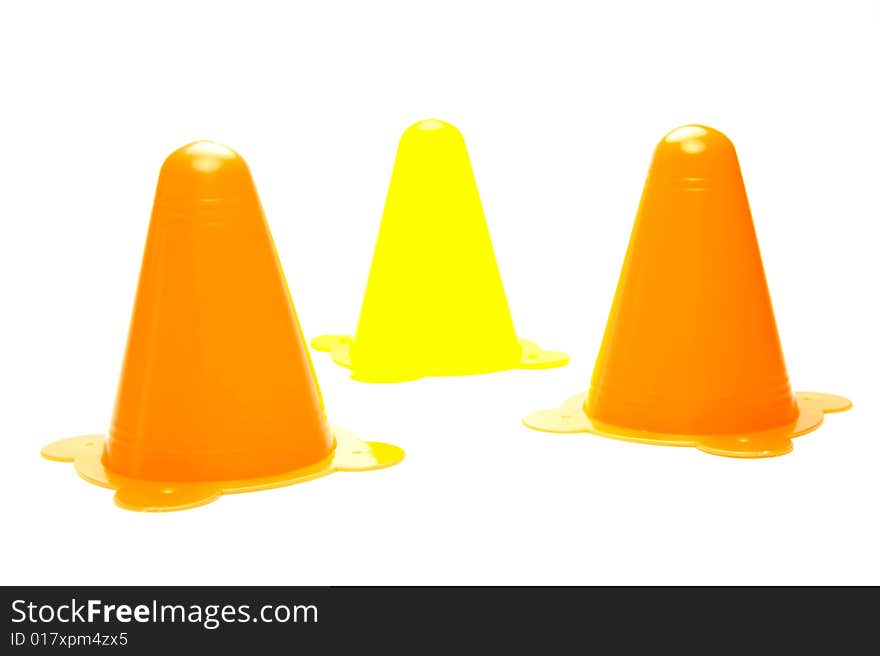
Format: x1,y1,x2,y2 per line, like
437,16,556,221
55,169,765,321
312,119,567,382
42,142,403,510
525,125,850,458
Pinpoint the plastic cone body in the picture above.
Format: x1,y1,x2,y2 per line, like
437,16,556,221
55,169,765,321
589,125,796,435
525,125,850,457
106,142,333,481
312,120,567,382
42,142,403,509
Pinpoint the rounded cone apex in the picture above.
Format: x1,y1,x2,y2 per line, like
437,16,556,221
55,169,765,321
662,124,731,149
652,124,739,183
397,119,466,161
153,141,256,214
405,118,459,133
167,140,240,168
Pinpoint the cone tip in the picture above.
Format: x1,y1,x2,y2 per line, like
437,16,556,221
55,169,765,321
162,141,246,175
405,118,461,135
153,141,255,209
659,124,734,156
650,125,740,181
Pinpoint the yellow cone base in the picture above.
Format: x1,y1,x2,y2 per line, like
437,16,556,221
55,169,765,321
41,427,404,511
311,334,569,383
523,391,851,458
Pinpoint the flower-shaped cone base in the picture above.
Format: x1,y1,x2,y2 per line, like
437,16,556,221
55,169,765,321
312,334,568,383
524,392,851,458
42,427,403,511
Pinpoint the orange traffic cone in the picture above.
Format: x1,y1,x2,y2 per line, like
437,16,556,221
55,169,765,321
525,125,850,457
42,142,403,510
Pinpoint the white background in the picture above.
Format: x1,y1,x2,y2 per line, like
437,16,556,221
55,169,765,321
1,0,877,585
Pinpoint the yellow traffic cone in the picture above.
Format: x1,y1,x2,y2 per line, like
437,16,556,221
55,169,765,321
313,119,568,382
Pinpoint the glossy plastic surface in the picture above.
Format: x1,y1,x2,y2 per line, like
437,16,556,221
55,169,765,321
524,125,851,458
43,142,403,509
312,119,567,382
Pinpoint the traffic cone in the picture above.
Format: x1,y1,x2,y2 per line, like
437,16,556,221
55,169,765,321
42,141,403,510
312,119,568,382
524,125,850,457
